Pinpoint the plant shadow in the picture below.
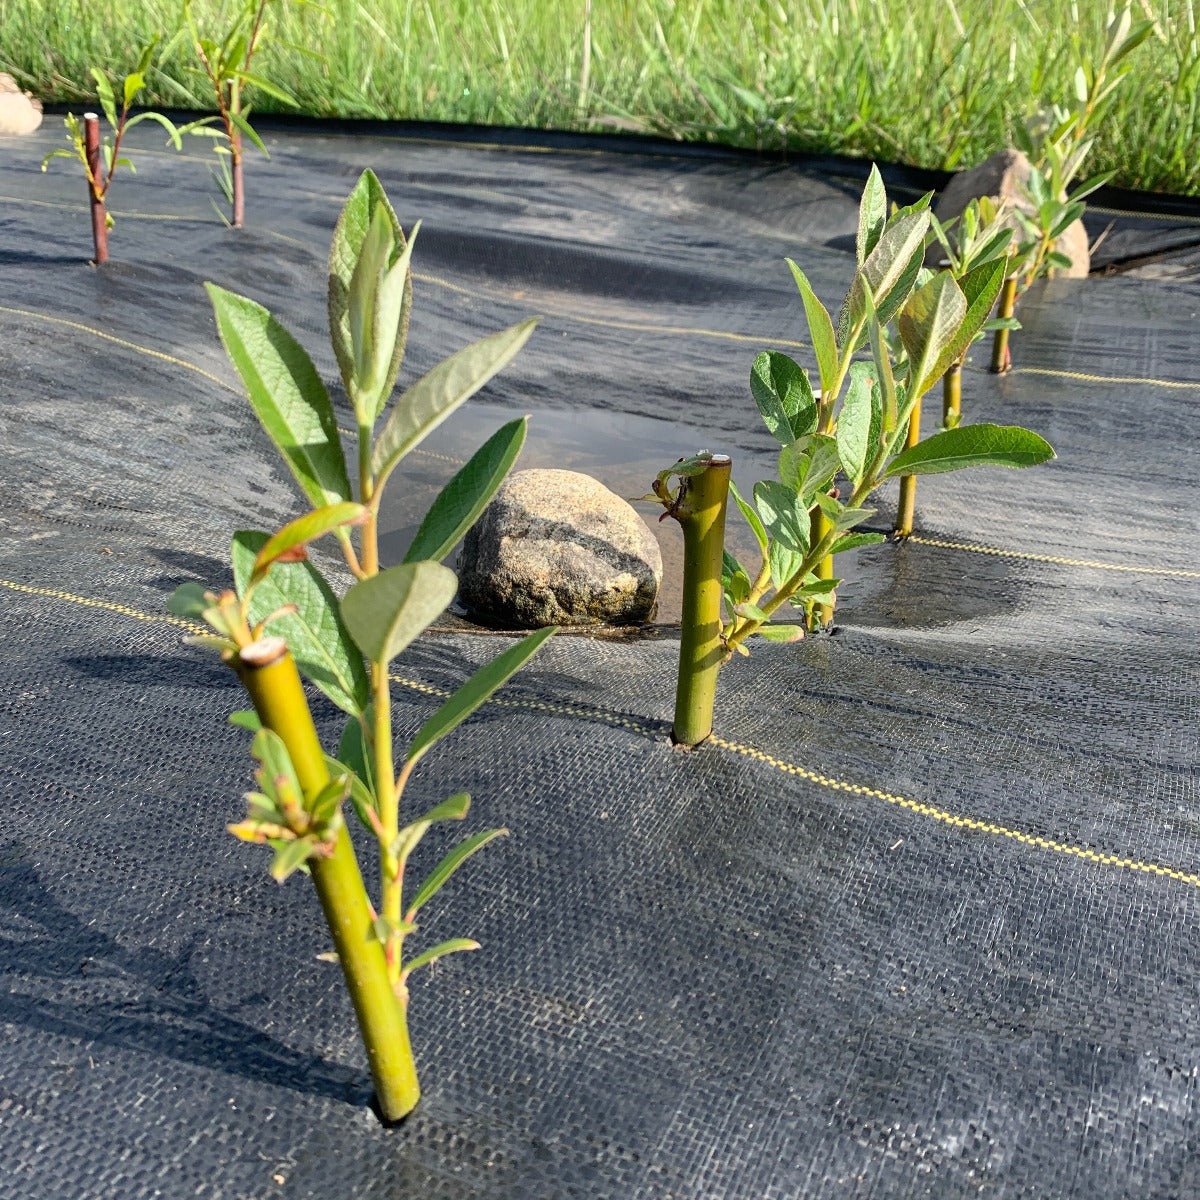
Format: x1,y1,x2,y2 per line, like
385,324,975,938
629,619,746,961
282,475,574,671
0,846,370,1108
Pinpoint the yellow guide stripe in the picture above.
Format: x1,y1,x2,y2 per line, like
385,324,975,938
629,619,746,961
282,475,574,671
1,574,1196,892
0,304,233,391
1012,365,1195,390
707,735,1200,889
908,534,1200,578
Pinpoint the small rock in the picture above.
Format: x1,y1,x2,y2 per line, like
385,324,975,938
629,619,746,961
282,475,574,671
459,469,662,628
930,148,1089,278
0,74,43,136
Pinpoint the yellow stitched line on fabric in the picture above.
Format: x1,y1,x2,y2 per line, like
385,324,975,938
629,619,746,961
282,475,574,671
0,304,233,390
2,573,1196,892
1011,365,1195,390
908,534,1200,578
0,577,203,632
708,735,1200,889
411,270,808,349
1090,203,1200,226
0,194,210,221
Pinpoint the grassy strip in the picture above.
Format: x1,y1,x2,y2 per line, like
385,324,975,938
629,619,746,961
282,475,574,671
1,0,1197,196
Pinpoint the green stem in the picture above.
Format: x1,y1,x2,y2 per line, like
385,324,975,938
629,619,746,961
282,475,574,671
943,361,962,428
357,496,403,986
894,396,923,537
810,507,834,630
671,453,731,747
990,277,1018,374
236,639,420,1121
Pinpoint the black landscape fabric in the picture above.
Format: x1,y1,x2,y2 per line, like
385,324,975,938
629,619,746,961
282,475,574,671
0,118,1199,1200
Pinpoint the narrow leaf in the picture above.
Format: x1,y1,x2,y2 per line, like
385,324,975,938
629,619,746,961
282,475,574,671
754,624,805,644
402,938,480,978
372,320,538,489
728,479,768,555
206,284,351,509
786,261,837,398
856,165,887,264
883,424,1056,477
406,626,556,768
404,418,527,563
897,273,968,399
830,531,887,555
250,502,365,582
328,170,413,416
233,532,369,716
836,363,874,484
406,828,508,919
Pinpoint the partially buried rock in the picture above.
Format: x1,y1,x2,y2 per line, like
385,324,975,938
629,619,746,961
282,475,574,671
0,75,43,136
930,147,1089,278
459,468,662,627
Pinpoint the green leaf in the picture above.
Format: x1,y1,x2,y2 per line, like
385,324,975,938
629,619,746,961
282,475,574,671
249,502,365,583
237,70,297,107
856,165,887,264
371,320,538,490
123,109,183,149
333,766,375,829
405,626,556,769
786,261,837,399
404,418,526,564
830,531,886,555
91,68,118,128
402,937,480,978
308,775,350,826
122,71,145,109
348,204,405,405
836,362,874,484
754,624,805,644
940,257,1007,368
252,727,301,799
842,207,931,343
392,792,472,863
728,479,768,556
750,351,816,446
341,561,458,666
897,272,968,399
229,709,262,732
883,423,1056,477
406,828,508,919
328,170,413,421
228,108,267,156
206,284,351,509
336,715,372,801
754,480,809,556
270,838,314,883
232,531,369,717
168,581,210,618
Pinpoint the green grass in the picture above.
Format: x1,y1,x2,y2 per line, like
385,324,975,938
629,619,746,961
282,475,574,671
2,0,1197,195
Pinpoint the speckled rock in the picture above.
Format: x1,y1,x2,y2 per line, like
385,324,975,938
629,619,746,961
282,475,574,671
459,469,662,627
931,148,1090,278
0,75,43,136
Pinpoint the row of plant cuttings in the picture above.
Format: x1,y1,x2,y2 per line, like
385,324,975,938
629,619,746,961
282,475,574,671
168,156,1059,1121
645,6,1153,747
42,1,1151,378
52,5,1144,1124
41,0,291,259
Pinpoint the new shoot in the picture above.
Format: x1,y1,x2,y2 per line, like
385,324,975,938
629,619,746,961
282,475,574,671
41,40,181,264
171,170,553,1121
654,168,1056,746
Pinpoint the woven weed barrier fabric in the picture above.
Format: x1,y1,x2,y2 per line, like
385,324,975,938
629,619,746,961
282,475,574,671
0,120,1199,1199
